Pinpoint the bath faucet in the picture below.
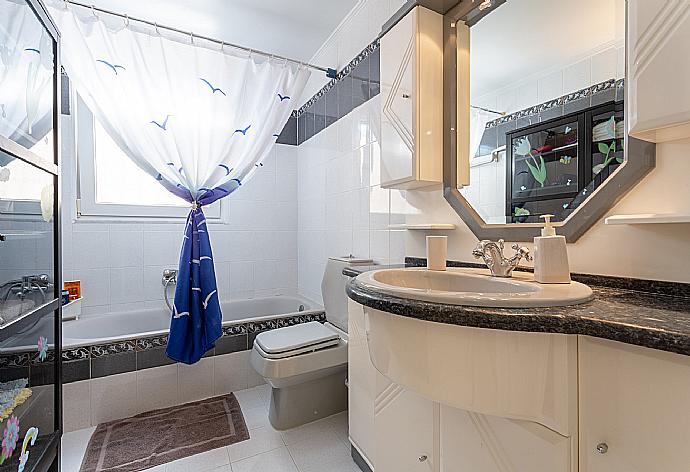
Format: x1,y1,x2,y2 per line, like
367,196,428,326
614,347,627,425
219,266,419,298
1,274,52,303
472,239,531,278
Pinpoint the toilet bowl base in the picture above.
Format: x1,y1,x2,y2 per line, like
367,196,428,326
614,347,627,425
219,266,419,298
268,369,348,430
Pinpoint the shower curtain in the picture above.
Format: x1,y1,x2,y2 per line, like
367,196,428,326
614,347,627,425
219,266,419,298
49,3,309,364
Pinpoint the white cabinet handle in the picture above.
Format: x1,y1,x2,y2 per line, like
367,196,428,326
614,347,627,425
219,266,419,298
418,455,428,462
596,442,608,454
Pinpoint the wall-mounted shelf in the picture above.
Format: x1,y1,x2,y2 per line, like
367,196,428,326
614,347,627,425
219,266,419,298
388,224,456,230
604,213,690,225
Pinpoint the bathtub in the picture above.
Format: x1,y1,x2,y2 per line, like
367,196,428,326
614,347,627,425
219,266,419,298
63,294,322,347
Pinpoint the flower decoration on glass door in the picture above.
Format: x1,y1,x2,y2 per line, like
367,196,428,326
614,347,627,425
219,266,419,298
0,415,19,464
37,336,48,362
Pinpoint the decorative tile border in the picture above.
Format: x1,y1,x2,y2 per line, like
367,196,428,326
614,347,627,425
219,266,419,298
293,39,381,119
56,311,327,383
485,78,624,129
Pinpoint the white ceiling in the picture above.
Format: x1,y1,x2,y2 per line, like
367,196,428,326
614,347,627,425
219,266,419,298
470,0,625,99
88,0,358,63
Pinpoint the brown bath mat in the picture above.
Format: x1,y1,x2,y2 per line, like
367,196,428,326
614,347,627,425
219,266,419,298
79,394,249,472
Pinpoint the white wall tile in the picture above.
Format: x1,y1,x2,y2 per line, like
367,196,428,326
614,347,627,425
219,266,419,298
137,364,178,412
214,352,249,395
90,372,138,424
108,230,144,268
591,47,618,84
73,231,110,269
564,58,592,95
63,380,91,432
178,357,215,404
110,267,146,303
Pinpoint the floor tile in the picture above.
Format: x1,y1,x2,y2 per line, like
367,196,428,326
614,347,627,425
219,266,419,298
280,416,337,446
242,405,271,430
165,446,230,472
287,429,353,472
61,427,96,472
234,384,270,411
232,447,298,472
227,425,284,462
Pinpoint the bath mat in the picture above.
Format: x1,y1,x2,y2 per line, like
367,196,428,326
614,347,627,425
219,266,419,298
79,394,249,472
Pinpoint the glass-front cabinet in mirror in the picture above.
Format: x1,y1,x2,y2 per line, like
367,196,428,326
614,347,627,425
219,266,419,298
444,0,655,241
0,0,61,471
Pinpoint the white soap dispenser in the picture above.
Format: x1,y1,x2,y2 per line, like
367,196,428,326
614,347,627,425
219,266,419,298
533,214,571,284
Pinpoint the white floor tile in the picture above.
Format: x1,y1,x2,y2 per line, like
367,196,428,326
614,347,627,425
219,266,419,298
232,447,298,472
287,429,352,472
234,384,270,411
227,425,284,462
280,416,337,446
242,405,270,430
165,446,230,472
60,427,96,472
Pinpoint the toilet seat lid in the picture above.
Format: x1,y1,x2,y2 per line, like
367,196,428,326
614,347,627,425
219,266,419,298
255,321,340,355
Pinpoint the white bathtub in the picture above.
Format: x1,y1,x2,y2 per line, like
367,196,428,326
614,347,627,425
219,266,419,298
62,294,321,348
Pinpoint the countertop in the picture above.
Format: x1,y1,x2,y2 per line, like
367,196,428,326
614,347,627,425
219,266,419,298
344,259,690,357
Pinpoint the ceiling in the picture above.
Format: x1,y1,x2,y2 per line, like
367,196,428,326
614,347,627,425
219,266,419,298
470,0,625,99
88,0,358,63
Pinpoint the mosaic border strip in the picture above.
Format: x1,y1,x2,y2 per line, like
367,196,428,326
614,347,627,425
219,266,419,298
292,39,380,119
485,78,624,129
56,311,327,383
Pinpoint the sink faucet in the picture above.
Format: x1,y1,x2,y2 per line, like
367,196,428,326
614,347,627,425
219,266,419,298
472,239,531,278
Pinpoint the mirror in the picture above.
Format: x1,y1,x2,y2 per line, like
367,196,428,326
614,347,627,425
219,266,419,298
444,0,656,241
0,0,55,164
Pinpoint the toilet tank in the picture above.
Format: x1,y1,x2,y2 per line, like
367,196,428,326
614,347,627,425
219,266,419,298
321,257,372,332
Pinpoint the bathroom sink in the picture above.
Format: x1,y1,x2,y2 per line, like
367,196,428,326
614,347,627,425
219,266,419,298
355,267,593,307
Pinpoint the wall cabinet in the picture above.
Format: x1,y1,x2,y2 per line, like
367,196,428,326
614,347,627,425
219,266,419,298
578,337,690,471
379,6,443,189
628,0,690,142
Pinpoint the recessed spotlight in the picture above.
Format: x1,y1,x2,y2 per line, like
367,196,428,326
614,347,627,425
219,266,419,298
479,0,493,11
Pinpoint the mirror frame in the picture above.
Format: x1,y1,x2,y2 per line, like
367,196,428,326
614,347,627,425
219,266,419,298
442,0,657,242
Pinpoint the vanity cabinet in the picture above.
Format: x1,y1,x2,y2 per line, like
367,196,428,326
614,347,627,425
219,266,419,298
628,0,690,142
578,337,690,471
379,6,443,189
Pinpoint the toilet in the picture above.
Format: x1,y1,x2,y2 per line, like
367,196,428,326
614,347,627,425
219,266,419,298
250,256,371,430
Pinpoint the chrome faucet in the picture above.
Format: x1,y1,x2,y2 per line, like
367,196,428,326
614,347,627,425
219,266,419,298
1,274,52,303
472,239,531,277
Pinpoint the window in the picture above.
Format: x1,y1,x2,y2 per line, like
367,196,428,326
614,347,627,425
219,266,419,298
76,96,222,220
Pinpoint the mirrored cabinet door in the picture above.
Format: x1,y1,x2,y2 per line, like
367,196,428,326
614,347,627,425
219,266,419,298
0,0,55,163
0,0,60,471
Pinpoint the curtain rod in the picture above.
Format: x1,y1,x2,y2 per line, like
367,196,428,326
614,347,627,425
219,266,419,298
471,105,506,116
61,0,338,78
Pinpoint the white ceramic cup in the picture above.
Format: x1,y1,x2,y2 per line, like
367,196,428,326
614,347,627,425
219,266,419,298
426,236,447,271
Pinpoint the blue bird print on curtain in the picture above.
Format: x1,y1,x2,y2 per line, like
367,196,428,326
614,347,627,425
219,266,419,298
150,115,171,130
277,93,290,101
96,59,126,75
24,48,40,54
233,125,251,136
199,78,226,96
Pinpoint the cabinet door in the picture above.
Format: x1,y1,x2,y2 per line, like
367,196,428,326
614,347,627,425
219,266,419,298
380,7,416,185
375,376,436,472
440,405,572,472
579,337,690,471
348,300,377,467
628,0,690,142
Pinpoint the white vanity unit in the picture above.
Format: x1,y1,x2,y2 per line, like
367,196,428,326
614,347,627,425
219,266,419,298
347,268,690,472
379,6,444,190
628,0,690,143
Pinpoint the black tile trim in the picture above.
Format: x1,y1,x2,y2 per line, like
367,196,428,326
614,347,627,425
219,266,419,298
485,78,623,129
60,312,327,383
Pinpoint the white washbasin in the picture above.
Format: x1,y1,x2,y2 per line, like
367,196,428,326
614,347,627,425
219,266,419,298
355,267,593,307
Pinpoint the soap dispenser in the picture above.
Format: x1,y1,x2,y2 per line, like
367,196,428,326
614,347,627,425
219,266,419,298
533,215,571,284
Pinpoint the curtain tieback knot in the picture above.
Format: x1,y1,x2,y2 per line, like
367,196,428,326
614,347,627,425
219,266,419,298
191,201,201,210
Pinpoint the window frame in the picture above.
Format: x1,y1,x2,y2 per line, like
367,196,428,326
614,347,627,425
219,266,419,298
75,95,224,221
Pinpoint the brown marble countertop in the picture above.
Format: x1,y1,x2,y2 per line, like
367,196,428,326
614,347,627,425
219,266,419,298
344,259,690,357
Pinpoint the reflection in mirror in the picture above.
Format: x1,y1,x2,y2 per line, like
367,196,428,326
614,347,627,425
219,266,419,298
0,0,55,164
460,0,625,224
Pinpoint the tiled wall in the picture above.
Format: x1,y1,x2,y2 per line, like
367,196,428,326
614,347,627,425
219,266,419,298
60,113,299,316
294,0,408,303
